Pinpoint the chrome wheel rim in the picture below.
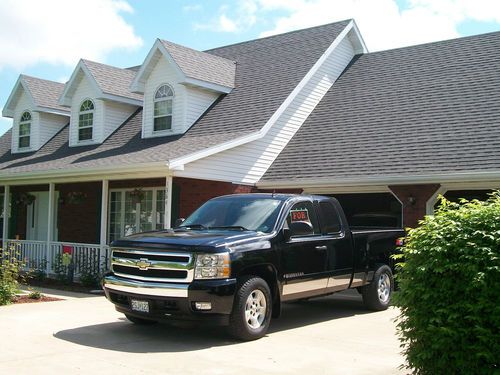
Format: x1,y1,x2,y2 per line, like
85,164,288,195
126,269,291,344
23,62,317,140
378,273,391,303
245,289,267,329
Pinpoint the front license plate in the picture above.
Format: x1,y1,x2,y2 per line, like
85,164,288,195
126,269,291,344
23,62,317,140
131,299,149,313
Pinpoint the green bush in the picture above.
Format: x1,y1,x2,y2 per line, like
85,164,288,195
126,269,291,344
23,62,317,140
394,192,500,374
0,245,24,305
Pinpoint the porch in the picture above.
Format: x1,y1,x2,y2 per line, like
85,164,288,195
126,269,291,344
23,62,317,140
0,176,252,279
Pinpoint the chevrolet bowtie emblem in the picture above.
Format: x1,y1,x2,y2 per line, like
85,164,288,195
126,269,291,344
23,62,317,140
136,258,152,271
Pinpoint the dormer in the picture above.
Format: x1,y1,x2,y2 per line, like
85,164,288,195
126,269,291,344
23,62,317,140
131,39,236,138
2,75,70,154
59,59,143,147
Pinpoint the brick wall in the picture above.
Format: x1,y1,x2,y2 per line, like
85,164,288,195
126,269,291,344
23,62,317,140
57,182,101,243
389,184,441,228
175,177,254,218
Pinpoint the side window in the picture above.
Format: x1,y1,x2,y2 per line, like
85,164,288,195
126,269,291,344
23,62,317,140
319,201,342,233
286,201,320,235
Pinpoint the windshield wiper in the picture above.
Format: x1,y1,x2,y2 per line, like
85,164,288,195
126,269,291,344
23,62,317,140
180,224,208,230
209,225,249,231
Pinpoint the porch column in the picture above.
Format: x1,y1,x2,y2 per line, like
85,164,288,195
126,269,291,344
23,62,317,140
46,183,55,274
100,180,109,246
2,185,10,241
164,176,173,229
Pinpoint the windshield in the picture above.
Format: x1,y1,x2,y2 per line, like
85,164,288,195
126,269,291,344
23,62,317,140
180,197,284,233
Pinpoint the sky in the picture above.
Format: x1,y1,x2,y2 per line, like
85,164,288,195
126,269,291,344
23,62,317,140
1,0,500,136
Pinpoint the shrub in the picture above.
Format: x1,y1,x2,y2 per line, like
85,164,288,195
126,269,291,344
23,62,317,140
394,192,500,374
28,290,42,300
0,245,24,305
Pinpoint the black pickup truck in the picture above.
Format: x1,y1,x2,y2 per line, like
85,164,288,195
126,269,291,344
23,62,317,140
103,193,404,340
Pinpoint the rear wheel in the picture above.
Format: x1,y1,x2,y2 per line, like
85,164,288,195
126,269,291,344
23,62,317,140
125,314,158,325
228,276,272,341
361,264,393,311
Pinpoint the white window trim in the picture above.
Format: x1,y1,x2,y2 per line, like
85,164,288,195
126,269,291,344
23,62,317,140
18,110,32,149
107,187,166,243
153,84,174,132
78,99,95,143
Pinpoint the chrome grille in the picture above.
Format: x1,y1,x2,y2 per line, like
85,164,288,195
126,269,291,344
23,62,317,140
111,248,194,282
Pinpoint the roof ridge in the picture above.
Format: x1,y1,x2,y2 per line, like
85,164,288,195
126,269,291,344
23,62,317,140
365,29,500,56
204,19,352,53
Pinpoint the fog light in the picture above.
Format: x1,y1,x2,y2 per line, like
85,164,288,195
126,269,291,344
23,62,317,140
194,302,212,311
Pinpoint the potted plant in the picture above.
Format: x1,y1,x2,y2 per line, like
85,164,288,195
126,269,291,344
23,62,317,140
129,188,145,204
66,191,87,205
14,193,36,206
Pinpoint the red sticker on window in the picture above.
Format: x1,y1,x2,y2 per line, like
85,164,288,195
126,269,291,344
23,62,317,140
290,209,309,222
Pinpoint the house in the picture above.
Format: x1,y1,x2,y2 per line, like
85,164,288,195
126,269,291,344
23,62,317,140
0,19,499,276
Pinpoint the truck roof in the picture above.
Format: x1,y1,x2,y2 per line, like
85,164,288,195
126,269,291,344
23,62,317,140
213,193,328,202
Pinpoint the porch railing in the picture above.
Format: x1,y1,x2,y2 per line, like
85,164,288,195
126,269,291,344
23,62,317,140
2,239,111,280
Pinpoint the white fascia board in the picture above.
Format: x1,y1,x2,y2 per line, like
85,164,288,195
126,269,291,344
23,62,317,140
182,77,233,94
167,21,355,170
0,162,169,183
58,60,102,106
130,39,186,93
3,76,36,118
99,93,143,107
257,171,500,189
34,106,70,117
350,20,369,54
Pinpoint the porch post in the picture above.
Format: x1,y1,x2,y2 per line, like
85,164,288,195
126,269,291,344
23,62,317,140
46,183,55,274
2,185,10,242
100,180,109,246
164,176,173,229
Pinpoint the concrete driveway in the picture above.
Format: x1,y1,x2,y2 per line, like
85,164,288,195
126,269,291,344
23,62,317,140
0,288,404,375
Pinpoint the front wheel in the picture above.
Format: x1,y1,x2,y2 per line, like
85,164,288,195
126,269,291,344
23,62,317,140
361,264,393,311
228,276,272,341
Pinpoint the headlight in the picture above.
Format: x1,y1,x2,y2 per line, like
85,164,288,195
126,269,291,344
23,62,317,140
195,253,230,279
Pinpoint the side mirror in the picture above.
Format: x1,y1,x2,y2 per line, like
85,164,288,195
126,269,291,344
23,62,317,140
285,221,314,240
174,218,185,228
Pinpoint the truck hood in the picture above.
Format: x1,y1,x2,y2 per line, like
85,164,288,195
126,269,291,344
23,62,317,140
111,229,271,250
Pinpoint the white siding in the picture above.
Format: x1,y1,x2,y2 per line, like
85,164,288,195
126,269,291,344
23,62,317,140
185,86,220,129
11,90,37,153
176,33,356,184
102,101,138,139
142,56,220,138
143,57,185,138
38,113,69,147
69,74,103,147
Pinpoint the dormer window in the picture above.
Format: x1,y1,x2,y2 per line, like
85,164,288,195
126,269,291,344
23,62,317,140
154,84,173,131
18,111,31,148
78,99,95,141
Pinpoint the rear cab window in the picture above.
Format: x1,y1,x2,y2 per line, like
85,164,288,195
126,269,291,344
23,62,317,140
318,200,342,234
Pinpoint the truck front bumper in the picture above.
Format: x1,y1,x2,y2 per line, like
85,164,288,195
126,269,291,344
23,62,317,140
103,275,237,326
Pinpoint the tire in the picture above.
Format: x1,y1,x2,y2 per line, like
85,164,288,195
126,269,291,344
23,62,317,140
125,314,158,325
362,264,393,311
228,276,272,341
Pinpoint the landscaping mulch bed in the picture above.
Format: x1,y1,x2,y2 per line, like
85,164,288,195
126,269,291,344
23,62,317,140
26,278,102,294
13,295,62,304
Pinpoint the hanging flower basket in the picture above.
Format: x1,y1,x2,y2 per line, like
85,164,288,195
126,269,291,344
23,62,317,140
66,191,87,205
14,193,36,206
129,188,145,204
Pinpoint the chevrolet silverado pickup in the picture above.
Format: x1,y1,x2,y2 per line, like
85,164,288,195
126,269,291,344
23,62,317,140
103,193,404,340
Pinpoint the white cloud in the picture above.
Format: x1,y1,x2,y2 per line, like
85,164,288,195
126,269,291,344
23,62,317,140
0,0,143,70
194,0,257,32
256,0,500,51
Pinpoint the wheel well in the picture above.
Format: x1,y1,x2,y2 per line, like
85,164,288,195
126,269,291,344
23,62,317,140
238,264,281,317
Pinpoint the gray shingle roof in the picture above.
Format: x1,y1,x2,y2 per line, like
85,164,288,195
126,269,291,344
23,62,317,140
82,59,143,101
0,21,350,176
262,31,500,183
21,75,69,113
160,40,236,88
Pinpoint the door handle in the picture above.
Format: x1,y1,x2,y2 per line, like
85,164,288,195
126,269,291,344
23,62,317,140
315,245,327,251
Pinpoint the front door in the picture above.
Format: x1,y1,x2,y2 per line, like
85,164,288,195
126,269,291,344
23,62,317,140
26,192,58,241
280,200,330,301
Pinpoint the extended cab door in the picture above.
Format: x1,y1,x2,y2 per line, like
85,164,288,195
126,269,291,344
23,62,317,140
316,199,354,292
280,200,330,301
